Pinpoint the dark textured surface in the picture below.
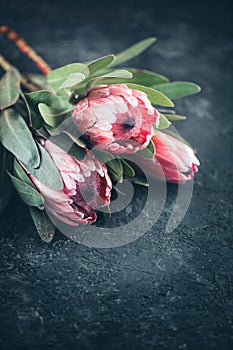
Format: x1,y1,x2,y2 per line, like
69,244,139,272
0,0,233,349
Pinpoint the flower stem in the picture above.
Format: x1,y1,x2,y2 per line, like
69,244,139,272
0,25,52,75
0,54,38,91
0,54,11,70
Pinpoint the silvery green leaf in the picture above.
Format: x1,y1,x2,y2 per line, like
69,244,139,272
154,81,201,100
14,99,29,120
56,88,70,98
8,172,44,207
0,108,40,167
136,139,155,159
125,68,169,86
38,103,71,128
60,73,86,89
87,70,133,88
26,89,71,129
26,90,54,106
37,126,52,138
102,69,133,79
130,176,149,187
66,144,86,161
47,63,90,90
0,68,21,110
19,92,32,124
157,113,171,129
24,73,47,89
110,37,157,67
26,143,63,191
63,131,86,148
125,83,174,107
13,158,34,186
87,55,115,74
30,207,55,243
164,114,187,121
106,158,123,183
26,90,55,129
121,159,135,177
50,133,86,161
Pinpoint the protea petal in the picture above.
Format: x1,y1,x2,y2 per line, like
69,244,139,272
28,140,112,226
72,84,158,154
138,131,200,183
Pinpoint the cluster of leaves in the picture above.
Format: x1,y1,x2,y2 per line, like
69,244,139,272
0,37,200,241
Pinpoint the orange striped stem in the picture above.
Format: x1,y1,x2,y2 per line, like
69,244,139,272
0,25,51,75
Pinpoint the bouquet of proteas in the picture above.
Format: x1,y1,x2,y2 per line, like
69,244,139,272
0,26,200,242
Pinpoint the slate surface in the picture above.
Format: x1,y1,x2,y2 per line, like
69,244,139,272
0,0,232,349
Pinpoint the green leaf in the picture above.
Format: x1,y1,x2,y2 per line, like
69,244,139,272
87,69,133,88
63,131,86,148
121,159,135,177
18,92,32,124
125,83,174,107
30,207,55,243
8,172,44,207
154,81,201,100
0,108,40,167
26,143,63,191
87,55,115,74
38,103,71,128
107,168,122,183
110,37,157,67
27,88,71,128
56,87,70,98
67,144,86,161
51,91,71,110
50,133,87,161
164,114,187,121
130,175,149,187
92,149,114,163
13,158,34,186
47,63,90,90
14,100,29,122
125,68,169,86
26,90,55,129
37,126,52,138
60,73,86,89
26,90,54,106
0,68,21,110
106,158,123,182
136,139,155,159
24,73,47,89
157,113,171,129
26,89,71,129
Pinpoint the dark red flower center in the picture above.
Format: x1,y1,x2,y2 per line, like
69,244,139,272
121,117,135,131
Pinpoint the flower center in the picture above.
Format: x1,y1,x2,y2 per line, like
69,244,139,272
121,117,135,131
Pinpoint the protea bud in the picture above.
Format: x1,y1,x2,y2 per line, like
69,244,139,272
139,131,200,183
28,140,112,226
72,84,159,154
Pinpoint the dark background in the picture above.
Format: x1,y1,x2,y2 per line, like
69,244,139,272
0,0,233,349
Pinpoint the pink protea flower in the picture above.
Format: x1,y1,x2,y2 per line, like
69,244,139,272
72,84,159,154
29,140,112,226
139,131,200,183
